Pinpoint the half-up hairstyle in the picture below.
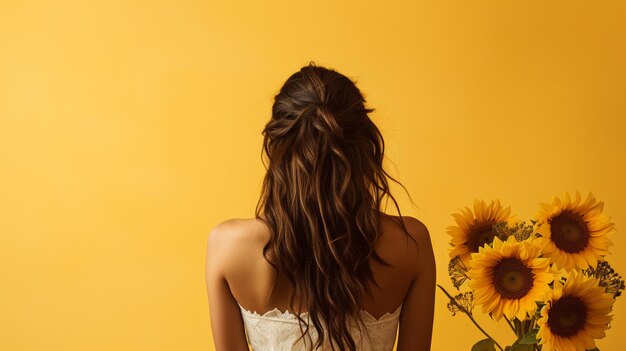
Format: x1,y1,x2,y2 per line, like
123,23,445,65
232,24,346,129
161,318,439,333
255,61,417,351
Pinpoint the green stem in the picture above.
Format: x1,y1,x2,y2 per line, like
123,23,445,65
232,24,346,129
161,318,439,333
513,318,522,338
503,316,516,335
530,317,540,351
437,284,504,351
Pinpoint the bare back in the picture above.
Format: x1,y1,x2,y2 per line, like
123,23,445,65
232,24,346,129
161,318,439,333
227,215,428,324
206,210,436,351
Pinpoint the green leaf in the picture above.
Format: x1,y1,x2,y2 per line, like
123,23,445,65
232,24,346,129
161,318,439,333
472,338,496,351
508,329,539,351
509,343,533,351
518,329,539,344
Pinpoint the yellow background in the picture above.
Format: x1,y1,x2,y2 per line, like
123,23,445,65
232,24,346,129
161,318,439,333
1,1,625,350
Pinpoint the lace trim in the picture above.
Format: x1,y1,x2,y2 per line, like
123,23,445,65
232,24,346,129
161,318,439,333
238,303,402,324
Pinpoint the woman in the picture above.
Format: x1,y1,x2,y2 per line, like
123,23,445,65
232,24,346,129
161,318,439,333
206,62,435,350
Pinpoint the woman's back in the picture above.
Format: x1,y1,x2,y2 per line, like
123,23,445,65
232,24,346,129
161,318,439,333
228,212,414,320
220,212,434,350
206,62,435,351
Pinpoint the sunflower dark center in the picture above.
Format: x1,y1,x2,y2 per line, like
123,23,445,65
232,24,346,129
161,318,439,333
468,223,496,252
549,210,590,253
547,295,588,337
492,258,534,299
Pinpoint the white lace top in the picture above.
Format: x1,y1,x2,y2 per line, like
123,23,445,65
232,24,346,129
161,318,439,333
238,303,402,351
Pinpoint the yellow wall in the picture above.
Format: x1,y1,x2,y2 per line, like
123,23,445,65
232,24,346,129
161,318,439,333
1,1,625,350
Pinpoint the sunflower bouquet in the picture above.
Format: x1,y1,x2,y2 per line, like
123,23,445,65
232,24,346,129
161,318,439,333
439,191,624,351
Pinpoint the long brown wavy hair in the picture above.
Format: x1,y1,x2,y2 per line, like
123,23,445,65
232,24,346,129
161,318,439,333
254,61,418,351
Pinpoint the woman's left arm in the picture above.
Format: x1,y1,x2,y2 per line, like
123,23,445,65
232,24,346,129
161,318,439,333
205,224,250,351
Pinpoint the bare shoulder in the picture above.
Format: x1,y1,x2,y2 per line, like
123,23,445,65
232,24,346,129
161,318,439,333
208,217,265,244
206,218,266,276
207,218,244,249
381,214,434,279
399,215,430,242
393,215,436,350
403,216,434,275
381,214,430,247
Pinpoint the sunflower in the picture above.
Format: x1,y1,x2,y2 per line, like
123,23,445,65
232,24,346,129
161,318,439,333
533,191,615,272
537,272,614,351
448,199,515,267
467,236,553,321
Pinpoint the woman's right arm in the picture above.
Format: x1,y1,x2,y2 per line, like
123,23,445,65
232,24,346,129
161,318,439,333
397,217,436,351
